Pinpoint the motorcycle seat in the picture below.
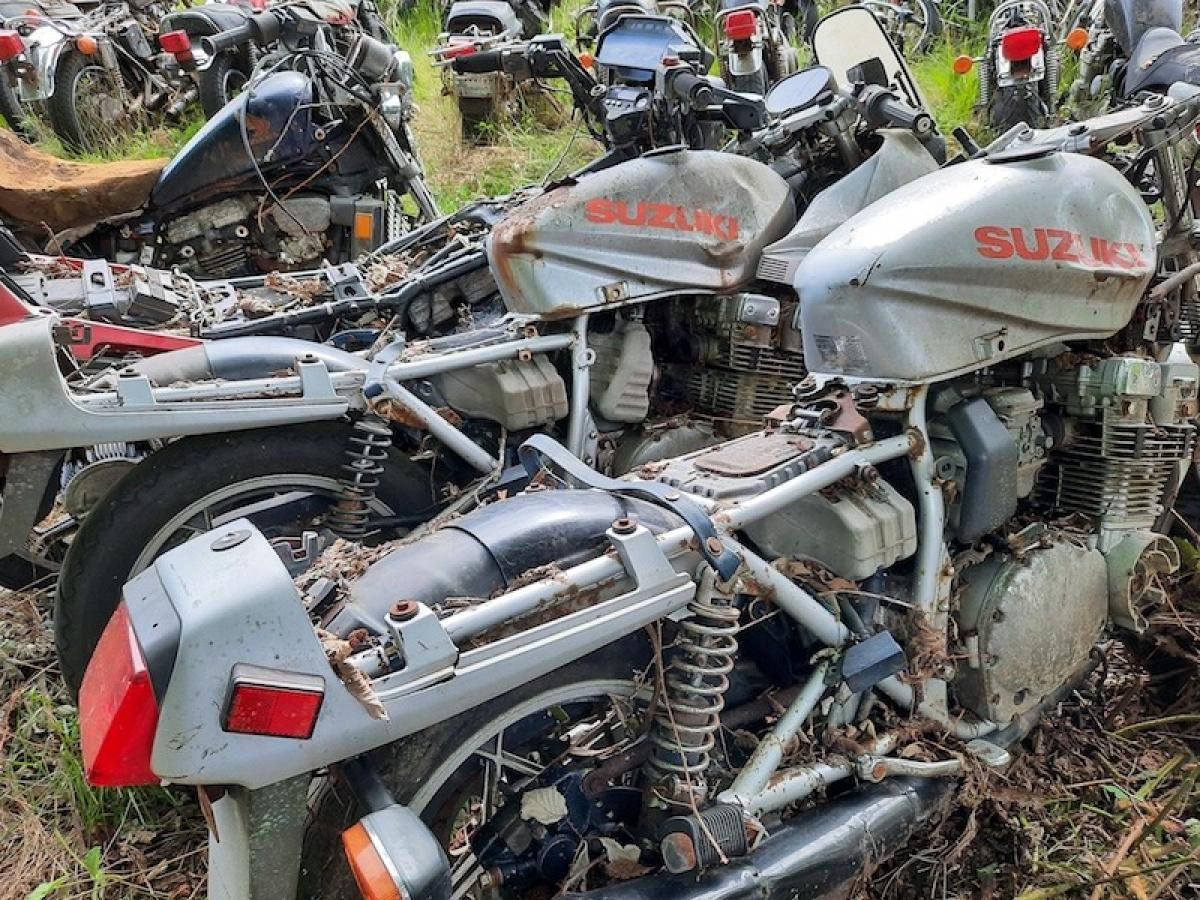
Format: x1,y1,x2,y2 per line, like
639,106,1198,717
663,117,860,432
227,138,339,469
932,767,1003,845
1122,27,1200,95
0,131,164,235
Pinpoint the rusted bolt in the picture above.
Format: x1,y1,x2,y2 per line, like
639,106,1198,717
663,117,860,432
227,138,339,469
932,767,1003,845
871,762,888,781
389,600,420,621
856,464,879,483
347,628,370,649
705,537,724,555
211,529,251,551
611,516,637,535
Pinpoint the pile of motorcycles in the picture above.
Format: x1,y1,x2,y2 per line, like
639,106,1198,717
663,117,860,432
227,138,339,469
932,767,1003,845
0,1,1198,899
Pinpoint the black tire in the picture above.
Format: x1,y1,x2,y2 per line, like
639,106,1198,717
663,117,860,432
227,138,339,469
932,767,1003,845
197,51,249,119
731,68,769,96
54,421,438,696
46,49,126,153
989,84,1045,132
0,76,33,140
459,96,496,141
298,633,652,898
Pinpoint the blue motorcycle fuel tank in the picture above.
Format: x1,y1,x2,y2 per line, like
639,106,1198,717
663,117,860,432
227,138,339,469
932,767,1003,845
149,72,314,212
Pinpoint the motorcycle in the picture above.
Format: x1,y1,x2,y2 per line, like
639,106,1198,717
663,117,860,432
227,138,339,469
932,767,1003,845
0,0,91,138
0,16,438,279
861,0,941,54
431,0,551,140
74,55,1200,899
48,7,944,694
953,0,1060,131
0,0,220,153
714,0,798,96
1065,0,1198,116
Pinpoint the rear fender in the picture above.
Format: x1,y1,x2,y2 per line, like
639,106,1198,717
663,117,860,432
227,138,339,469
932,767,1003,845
16,24,67,101
143,513,697,788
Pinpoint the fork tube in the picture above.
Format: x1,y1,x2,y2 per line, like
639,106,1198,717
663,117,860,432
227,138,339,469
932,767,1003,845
567,314,591,459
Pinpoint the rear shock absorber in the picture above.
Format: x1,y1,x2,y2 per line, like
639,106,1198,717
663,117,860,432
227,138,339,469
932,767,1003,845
1045,43,1060,104
644,575,739,807
328,415,393,539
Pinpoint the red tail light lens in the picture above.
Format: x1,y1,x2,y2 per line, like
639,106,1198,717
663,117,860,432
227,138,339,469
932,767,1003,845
222,665,324,739
1001,26,1042,62
441,41,476,59
723,9,758,40
0,29,26,62
158,29,191,54
80,604,160,787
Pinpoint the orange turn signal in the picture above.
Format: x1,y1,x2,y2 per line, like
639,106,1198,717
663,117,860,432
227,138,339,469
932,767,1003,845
579,51,594,69
354,211,376,241
342,822,402,900
952,54,974,75
75,34,98,55
1065,27,1089,51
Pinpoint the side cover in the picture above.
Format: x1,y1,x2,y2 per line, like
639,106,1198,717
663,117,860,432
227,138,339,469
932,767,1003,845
487,148,795,317
795,151,1155,382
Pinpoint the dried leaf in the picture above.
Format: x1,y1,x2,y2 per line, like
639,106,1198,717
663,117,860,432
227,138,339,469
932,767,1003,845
599,838,652,881
520,787,568,825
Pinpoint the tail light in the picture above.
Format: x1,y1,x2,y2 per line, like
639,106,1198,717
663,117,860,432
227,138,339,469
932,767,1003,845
0,30,26,62
80,603,160,787
1000,26,1042,62
158,29,191,54
343,823,403,900
723,9,758,41
440,40,476,60
0,284,31,326
221,664,324,739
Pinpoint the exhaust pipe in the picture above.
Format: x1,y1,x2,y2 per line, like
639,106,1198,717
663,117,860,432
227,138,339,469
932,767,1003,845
564,778,953,900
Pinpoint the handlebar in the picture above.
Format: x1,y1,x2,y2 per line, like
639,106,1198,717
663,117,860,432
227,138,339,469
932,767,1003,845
856,85,933,137
201,10,281,56
450,49,505,74
666,69,713,108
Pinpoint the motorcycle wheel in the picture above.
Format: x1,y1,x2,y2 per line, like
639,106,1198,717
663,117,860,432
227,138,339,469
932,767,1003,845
46,50,136,154
0,77,34,141
989,85,1046,132
54,420,438,696
298,633,653,899
731,69,769,96
197,52,250,119
459,96,496,142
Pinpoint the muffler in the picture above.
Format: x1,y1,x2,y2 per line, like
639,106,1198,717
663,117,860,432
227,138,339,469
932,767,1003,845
564,778,953,900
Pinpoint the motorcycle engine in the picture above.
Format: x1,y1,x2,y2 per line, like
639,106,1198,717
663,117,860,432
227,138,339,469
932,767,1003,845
154,196,332,277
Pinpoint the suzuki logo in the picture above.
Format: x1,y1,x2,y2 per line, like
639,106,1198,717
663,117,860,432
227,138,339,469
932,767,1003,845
584,199,740,241
974,226,1150,272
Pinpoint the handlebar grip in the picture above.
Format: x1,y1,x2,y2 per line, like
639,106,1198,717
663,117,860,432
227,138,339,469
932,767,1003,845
670,70,713,108
451,49,505,74
201,11,280,56
864,89,934,137
202,21,255,55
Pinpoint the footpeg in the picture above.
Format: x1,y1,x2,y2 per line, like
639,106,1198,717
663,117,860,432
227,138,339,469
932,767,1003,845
660,804,748,874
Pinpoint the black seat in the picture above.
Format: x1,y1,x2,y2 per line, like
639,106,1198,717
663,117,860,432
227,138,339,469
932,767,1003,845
1122,26,1200,96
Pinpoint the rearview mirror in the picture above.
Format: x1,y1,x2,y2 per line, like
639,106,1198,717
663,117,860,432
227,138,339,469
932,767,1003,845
764,65,836,117
811,5,927,110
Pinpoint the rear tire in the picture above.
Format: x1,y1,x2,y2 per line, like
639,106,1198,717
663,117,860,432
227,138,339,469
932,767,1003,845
54,421,438,695
0,76,33,140
989,84,1045,131
459,96,496,141
297,634,652,898
46,50,130,153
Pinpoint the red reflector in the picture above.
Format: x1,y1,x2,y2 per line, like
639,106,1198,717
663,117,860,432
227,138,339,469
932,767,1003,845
223,670,324,739
80,604,160,787
1001,26,1042,62
159,29,191,54
442,41,476,59
0,29,26,61
723,9,758,40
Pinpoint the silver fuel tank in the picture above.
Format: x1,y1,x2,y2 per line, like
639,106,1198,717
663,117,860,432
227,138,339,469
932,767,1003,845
789,149,1156,382
486,148,796,317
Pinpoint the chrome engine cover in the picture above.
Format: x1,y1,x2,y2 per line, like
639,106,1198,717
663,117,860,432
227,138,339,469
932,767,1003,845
955,540,1109,724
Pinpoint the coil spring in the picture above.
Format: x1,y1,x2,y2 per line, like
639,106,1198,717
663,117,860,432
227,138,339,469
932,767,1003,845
646,594,739,799
328,415,392,539
978,55,993,108
1045,45,1060,103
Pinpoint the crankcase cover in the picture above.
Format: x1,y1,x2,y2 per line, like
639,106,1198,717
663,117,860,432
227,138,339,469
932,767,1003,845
796,152,1155,382
487,149,795,317
955,541,1108,724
